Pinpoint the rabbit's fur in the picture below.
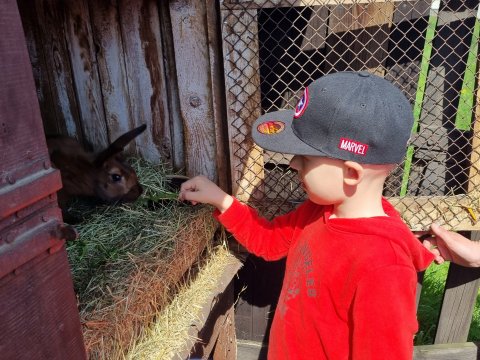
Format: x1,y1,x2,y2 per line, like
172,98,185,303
47,124,146,209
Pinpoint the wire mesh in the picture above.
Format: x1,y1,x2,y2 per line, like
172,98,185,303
220,0,480,230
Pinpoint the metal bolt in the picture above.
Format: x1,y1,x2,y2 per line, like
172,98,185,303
189,96,201,108
7,175,15,184
42,216,48,222
5,233,14,244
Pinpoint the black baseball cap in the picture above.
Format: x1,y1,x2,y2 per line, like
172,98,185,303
252,71,414,164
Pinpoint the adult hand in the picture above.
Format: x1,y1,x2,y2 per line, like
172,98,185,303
422,223,480,267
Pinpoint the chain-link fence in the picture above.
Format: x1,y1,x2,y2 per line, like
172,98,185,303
221,0,480,230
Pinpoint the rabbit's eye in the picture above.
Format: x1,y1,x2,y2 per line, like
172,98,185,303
111,174,122,182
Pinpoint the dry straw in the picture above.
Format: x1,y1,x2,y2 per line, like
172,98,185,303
65,159,218,359
127,246,236,359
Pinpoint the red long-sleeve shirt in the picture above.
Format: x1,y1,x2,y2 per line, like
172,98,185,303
215,198,434,360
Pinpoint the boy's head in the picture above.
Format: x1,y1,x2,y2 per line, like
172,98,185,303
252,71,414,165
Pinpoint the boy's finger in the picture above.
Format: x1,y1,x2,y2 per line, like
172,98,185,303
180,188,203,203
414,231,429,238
422,239,438,251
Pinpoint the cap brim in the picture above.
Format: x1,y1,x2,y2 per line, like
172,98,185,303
252,110,328,156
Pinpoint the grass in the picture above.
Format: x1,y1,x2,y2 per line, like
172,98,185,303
415,262,480,345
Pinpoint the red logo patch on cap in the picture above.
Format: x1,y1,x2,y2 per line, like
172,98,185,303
338,138,369,156
257,121,285,135
294,87,309,119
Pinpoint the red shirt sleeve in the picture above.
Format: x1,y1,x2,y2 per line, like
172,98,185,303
351,265,418,360
214,198,317,261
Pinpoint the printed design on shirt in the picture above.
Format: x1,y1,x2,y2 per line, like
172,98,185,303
338,137,369,156
294,87,309,119
257,120,285,135
277,239,317,317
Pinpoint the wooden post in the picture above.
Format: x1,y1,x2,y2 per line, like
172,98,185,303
206,0,231,192
221,7,265,202
435,59,480,344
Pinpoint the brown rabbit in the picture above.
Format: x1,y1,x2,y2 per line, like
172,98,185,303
47,124,147,209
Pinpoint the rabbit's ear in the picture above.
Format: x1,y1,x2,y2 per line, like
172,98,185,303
94,124,147,166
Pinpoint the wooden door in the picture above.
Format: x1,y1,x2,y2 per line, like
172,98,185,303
0,1,86,359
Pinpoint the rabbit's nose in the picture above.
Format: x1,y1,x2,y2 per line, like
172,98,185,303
131,183,143,197
122,184,143,202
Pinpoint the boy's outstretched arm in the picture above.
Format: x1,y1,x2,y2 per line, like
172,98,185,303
178,175,234,213
179,175,303,261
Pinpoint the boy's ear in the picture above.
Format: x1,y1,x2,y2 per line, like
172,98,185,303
343,161,364,186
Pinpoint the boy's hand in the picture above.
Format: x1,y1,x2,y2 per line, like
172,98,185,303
178,175,234,213
421,223,480,267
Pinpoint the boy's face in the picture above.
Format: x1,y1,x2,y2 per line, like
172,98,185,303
289,155,345,205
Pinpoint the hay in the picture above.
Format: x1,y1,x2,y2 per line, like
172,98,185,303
65,158,218,359
127,246,236,360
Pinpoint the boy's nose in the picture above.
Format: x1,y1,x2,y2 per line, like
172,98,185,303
289,155,301,171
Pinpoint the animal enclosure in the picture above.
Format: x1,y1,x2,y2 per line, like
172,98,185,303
6,0,236,358
4,0,480,358
221,0,480,231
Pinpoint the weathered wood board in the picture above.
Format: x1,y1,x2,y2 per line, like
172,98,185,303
169,0,219,180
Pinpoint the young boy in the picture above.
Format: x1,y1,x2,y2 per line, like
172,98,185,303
179,71,435,359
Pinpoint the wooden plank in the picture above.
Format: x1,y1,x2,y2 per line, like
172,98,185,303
88,0,133,150
250,193,480,231
206,0,231,192
158,0,185,171
434,231,480,344
1,0,55,187
118,0,169,163
178,255,243,359
277,6,328,109
0,249,87,360
325,3,394,75
413,342,480,359
233,255,285,343
170,0,218,180
222,0,419,10
388,195,480,231
189,281,237,360
213,290,237,360
30,0,83,139
238,341,480,360
64,0,108,148
0,3,86,357
16,0,65,136
221,9,264,201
